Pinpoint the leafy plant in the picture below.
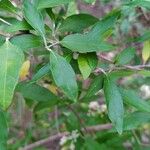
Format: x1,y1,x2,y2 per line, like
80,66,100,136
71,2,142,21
0,0,150,149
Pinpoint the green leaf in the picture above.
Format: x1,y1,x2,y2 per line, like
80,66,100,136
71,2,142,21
0,111,8,150
50,52,78,101
126,0,150,10
16,83,58,104
78,53,97,79
78,55,92,80
0,0,18,13
46,8,56,21
83,138,106,150
124,112,150,130
120,88,150,113
115,47,135,65
88,9,120,40
23,0,45,38
61,34,115,53
0,40,24,110
142,40,150,63
34,100,58,112
138,70,150,77
87,53,98,70
31,64,50,83
109,70,135,79
37,0,74,9
4,19,32,33
83,0,96,4
104,77,124,134
10,34,43,52
66,112,80,131
133,30,150,42
66,1,77,17
59,14,98,33
61,10,120,53
0,35,5,46
85,75,104,99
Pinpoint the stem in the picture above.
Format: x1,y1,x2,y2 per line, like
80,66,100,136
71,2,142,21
99,55,114,63
95,68,108,75
42,36,57,60
47,41,60,48
99,55,150,71
21,123,112,150
0,18,12,26
132,130,141,145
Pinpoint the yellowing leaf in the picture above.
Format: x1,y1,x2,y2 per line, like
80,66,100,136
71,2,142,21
19,60,30,81
142,40,150,63
47,84,58,95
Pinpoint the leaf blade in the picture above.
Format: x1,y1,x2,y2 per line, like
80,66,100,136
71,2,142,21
10,34,43,52
31,64,50,83
124,112,150,130
23,0,45,38
61,34,115,53
78,54,92,79
16,82,58,104
59,14,98,33
104,77,124,134
115,47,135,65
37,0,74,9
60,10,120,53
120,88,150,113
142,40,150,63
0,111,8,150
0,0,18,13
50,52,78,101
0,40,24,110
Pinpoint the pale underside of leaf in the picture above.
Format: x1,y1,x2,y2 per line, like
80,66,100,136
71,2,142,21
0,41,24,110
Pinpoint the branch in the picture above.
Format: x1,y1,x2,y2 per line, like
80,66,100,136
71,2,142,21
124,64,150,70
99,55,150,72
21,123,112,150
84,123,112,133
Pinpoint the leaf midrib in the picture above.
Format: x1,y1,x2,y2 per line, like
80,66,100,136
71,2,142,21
3,42,8,109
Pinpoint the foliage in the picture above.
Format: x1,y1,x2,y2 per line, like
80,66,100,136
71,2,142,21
0,0,150,149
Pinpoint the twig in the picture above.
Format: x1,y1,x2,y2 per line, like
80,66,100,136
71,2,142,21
132,130,141,145
99,55,150,71
20,132,68,150
0,17,12,26
97,68,108,75
124,64,150,69
99,55,114,63
21,123,112,150
141,7,150,21
47,41,60,48
42,36,58,61
84,123,112,133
